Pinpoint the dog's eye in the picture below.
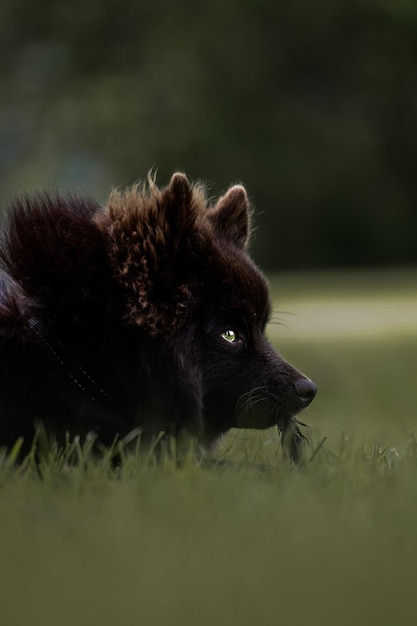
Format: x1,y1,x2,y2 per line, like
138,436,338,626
221,329,237,343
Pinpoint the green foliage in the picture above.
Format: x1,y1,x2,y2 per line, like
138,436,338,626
1,0,417,269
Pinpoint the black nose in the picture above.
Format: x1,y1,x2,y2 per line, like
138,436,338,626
294,377,317,406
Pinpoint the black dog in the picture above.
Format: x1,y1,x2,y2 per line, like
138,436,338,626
0,173,316,460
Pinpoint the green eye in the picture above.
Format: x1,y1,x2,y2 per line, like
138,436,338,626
221,329,237,343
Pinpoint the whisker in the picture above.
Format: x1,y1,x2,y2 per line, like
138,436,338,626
267,319,291,330
268,310,297,330
236,387,270,416
270,309,297,319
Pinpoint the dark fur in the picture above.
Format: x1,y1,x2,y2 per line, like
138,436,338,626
0,173,316,460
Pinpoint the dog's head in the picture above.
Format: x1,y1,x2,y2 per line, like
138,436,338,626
190,179,317,459
98,173,317,460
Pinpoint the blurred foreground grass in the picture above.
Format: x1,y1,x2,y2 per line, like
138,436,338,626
1,269,417,626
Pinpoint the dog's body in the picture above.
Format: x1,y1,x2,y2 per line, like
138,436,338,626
0,174,316,460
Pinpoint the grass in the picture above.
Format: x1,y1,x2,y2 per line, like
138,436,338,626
2,269,417,626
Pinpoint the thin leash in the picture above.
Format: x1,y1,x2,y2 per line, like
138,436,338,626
26,316,109,404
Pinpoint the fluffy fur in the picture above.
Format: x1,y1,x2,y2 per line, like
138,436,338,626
0,173,316,460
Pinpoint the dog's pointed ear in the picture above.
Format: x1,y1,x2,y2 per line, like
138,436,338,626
207,185,251,248
100,172,206,334
103,172,204,265
161,172,200,247
167,172,191,202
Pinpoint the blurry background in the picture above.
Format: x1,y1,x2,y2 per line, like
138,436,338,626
1,0,416,271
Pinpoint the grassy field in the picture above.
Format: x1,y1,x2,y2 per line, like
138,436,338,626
1,269,417,626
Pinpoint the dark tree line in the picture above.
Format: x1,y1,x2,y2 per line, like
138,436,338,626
1,0,416,269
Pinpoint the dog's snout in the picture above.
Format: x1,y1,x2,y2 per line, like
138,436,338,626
294,377,317,405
